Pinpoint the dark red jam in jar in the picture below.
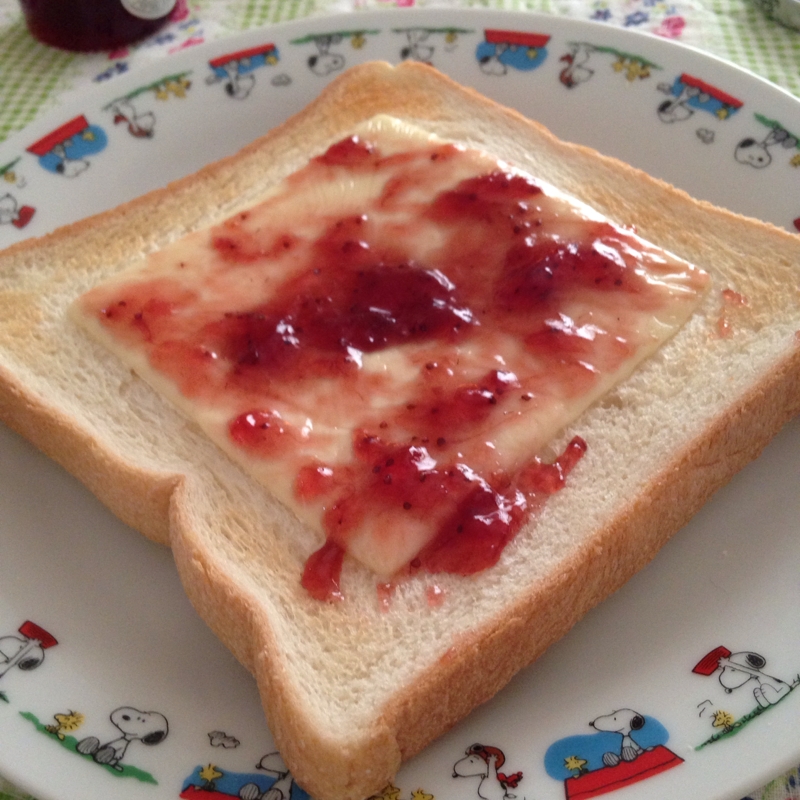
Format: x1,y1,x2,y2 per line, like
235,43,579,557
19,0,176,52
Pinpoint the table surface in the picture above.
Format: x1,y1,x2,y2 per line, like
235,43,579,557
0,1,798,799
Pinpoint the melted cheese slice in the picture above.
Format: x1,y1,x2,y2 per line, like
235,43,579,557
72,117,710,579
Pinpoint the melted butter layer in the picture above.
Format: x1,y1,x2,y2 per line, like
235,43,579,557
72,116,710,594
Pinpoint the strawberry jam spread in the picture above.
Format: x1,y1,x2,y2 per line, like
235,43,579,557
73,116,710,601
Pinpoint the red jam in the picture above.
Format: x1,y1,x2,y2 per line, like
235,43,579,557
77,124,709,601
426,584,446,607
301,540,345,603
716,288,750,339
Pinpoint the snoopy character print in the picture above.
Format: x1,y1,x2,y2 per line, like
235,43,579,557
76,706,169,770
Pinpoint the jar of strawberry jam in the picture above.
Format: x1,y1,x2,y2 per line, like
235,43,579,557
19,0,177,52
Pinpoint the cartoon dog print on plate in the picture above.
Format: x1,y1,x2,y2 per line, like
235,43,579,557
26,115,108,177
735,113,800,168
558,42,659,88
240,751,301,800
105,71,192,139
693,645,800,749
656,73,743,124
76,706,169,771
206,44,280,100
476,29,550,76
544,708,683,799
0,192,35,230
0,620,57,699
290,30,380,76
19,704,167,783
0,159,35,230
452,743,524,800
181,750,311,800
394,27,472,64
109,98,156,139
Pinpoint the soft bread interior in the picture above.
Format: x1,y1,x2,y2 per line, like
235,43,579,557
1,61,799,800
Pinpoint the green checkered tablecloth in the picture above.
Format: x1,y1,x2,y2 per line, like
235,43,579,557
0,0,798,799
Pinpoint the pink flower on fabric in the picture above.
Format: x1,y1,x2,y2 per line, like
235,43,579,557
170,0,191,22
654,15,686,37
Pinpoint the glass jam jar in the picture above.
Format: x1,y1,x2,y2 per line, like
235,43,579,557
19,0,177,52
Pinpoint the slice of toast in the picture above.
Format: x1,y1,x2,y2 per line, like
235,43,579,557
1,61,799,800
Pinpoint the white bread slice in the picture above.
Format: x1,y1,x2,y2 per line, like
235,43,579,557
1,61,799,800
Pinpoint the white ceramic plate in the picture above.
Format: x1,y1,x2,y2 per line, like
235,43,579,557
1,10,799,800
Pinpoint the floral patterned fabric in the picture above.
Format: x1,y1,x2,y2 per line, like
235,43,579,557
0,0,797,797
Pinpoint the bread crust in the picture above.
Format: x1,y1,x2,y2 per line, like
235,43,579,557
383,342,800,761
1,61,800,800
